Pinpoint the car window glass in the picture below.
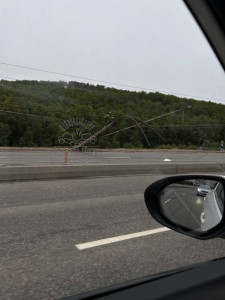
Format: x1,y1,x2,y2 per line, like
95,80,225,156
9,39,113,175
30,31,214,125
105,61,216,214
1,0,225,299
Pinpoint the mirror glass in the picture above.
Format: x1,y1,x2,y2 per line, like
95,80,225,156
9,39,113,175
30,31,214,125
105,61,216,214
159,179,224,232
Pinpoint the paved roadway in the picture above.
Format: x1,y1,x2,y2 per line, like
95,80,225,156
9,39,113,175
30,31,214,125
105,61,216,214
1,174,225,299
0,149,225,166
160,184,204,230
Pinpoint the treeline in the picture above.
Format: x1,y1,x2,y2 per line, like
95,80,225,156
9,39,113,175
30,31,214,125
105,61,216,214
0,79,225,149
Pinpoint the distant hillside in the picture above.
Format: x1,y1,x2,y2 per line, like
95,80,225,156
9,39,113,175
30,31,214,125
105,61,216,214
0,79,225,149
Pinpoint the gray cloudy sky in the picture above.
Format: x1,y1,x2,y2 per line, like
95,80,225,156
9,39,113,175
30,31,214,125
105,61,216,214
0,0,225,103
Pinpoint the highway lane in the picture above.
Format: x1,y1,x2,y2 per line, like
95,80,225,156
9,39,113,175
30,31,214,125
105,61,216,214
160,185,204,230
1,175,225,299
1,149,225,166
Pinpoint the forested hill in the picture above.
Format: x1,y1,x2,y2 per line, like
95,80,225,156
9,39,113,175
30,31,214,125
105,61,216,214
0,79,225,149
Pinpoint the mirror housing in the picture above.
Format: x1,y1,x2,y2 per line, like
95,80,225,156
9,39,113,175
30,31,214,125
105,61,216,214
144,175,225,240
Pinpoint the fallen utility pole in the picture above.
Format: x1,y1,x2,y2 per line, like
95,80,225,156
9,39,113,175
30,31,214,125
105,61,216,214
76,106,192,149
103,106,192,138
76,119,117,149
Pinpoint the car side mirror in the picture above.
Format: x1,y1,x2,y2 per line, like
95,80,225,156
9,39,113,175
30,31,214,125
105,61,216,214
144,175,225,240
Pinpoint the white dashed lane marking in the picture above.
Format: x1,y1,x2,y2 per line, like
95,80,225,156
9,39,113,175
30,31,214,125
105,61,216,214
76,227,170,250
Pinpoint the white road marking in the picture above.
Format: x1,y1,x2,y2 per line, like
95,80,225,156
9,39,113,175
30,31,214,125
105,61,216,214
163,159,171,161
105,156,131,159
164,199,171,204
76,227,170,250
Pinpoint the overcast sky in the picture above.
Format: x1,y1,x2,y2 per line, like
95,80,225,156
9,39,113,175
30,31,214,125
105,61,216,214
0,0,225,103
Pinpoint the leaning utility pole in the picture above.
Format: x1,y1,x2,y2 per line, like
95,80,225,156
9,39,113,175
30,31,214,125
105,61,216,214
76,119,117,149
77,106,192,148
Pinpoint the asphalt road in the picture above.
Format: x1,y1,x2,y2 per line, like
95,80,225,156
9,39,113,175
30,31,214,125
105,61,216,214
1,149,225,166
160,184,204,230
1,174,225,299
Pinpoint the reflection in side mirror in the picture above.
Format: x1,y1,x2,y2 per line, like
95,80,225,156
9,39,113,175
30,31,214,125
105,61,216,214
144,175,225,239
160,179,224,232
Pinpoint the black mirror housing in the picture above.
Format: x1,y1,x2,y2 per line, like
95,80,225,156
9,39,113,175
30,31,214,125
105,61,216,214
144,175,225,240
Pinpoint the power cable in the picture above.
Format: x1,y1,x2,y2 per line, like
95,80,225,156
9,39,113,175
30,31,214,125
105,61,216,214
132,116,167,142
0,75,16,81
124,116,151,147
103,107,192,138
1,62,225,102
0,109,58,120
